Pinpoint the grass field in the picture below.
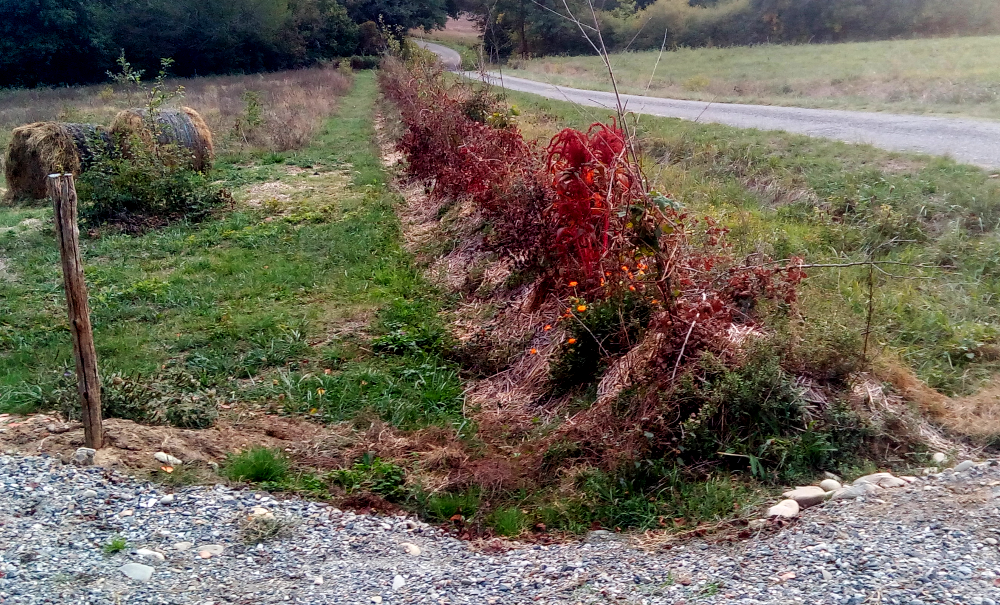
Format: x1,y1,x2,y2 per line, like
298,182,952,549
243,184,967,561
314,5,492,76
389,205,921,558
505,35,1000,118
0,66,353,192
0,73,462,428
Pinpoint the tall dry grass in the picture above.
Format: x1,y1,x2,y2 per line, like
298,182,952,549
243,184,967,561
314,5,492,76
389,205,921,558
0,66,353,188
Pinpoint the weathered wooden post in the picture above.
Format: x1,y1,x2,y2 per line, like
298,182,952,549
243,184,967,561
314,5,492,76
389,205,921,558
48,173,103,449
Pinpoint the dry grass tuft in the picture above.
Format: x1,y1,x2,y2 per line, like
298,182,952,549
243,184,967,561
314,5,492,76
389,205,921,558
875,358,949,418
877,357,1000,441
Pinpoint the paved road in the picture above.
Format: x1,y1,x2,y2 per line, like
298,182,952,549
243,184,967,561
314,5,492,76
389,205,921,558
414,41,462,71
417,42,1000,168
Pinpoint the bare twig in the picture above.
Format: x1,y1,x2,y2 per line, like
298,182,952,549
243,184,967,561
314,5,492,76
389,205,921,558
671,318,697,381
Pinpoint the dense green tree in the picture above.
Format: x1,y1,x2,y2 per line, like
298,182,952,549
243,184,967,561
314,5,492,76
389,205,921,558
0,0,110,86
342,0,452,32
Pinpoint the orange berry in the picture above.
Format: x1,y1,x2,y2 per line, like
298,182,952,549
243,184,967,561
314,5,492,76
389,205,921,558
530,348,538,355
576,305,587,312
629,285,636,291
567,338,577,344
568,281,578,287
621,266,629,272
544,324,552,331
651,299,660,304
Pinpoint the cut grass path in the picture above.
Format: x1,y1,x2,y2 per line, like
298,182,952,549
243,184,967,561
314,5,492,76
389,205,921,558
0,72,464,428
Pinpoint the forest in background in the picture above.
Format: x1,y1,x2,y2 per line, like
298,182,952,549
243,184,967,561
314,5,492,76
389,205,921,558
0,0,456,87
458,0,1000,58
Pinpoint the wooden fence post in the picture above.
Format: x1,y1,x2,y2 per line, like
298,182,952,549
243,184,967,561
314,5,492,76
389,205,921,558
48,173,103,449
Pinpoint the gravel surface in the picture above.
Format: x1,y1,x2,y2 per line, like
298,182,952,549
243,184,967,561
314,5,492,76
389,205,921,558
2,453,1000,604
417,41,1000,169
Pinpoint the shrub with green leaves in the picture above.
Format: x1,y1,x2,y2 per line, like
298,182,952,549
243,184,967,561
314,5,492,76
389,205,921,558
48,366,221,429
77,149,231,231
222,447,290,484
549,293,652,393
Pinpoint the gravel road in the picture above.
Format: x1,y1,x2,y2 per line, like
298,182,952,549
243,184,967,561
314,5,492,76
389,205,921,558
416,42,1000,169
3,452,1000,604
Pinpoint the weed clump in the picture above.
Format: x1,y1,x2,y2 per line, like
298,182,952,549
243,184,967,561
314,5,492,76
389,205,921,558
49,366,221,429
102,536,128,555
223,447,290,484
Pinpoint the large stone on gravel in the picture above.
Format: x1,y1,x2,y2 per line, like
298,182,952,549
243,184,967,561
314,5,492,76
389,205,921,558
135,548,165,562
197,544,224,558
120,563,154,582
401,542,421,556
782,486,829,508
767,499,800,518
819,479,842,492
954,460,975,472
154,452,182,466
853,472,907,488
830,483,882,500
71,447,95,466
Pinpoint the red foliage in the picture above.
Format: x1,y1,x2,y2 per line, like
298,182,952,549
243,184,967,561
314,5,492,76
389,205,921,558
544,121,643,285
380,55,805,377
379,57,553,264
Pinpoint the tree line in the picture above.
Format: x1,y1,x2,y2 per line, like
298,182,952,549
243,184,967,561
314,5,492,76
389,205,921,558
0,0,455,87
459,0,1000,59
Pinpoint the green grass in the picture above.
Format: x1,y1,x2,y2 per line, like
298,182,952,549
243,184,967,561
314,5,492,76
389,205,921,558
508,88,1000,396
505,35,1000,118
0,73,462,427
222,446,290,484
102,535,128,554
487,506,529,537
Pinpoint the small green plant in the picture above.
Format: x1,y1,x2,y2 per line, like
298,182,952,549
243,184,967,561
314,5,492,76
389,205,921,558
107,50,144,104
487,506,528,537
103,535,128,555
234,90,265,145
423,489,480,522
331,454,407,501
223,447,290,484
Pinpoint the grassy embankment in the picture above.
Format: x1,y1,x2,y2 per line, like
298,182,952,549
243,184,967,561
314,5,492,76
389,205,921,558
508,87,1000,418
505,35,1000,118
0,72,463,429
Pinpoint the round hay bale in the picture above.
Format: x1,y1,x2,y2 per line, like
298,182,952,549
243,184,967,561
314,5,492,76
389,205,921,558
110,107,214,172
2,122,111,202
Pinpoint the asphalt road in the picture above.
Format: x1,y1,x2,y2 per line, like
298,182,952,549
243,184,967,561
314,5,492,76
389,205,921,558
416,41,1000,169
414,41,462,71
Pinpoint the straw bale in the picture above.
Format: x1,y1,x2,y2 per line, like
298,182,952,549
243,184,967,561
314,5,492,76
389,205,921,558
110,107,214,172
3,122,110,201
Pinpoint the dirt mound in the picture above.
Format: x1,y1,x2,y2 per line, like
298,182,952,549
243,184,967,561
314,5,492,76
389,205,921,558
0,410,353,473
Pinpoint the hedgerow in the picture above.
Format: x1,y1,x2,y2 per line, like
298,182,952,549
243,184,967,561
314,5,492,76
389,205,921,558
377,52,902,533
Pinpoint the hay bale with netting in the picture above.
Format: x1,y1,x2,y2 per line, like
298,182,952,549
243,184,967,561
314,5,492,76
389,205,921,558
3,122,112,202
110,107,214,172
